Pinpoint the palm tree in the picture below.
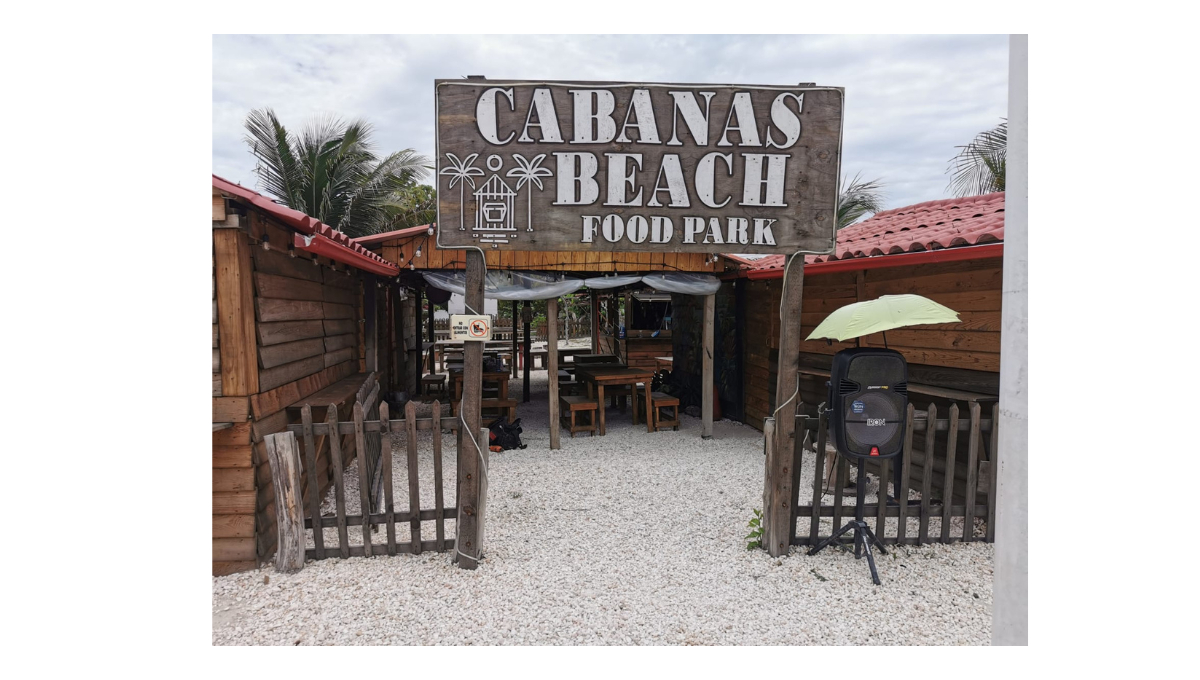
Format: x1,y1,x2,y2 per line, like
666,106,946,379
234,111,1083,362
438,153,484,230
243,108,430,238
837,172,886,230
506,153,554,232
379,184,437,231
947,119,1006,197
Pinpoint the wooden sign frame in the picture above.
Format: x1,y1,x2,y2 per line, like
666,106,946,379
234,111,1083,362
435,79,843,255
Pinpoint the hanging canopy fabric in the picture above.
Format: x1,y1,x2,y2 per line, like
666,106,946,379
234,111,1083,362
581,275,643,289
422,271,584,301
640,273,722,295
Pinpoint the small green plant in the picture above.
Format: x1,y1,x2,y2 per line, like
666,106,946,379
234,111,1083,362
745,509,764,550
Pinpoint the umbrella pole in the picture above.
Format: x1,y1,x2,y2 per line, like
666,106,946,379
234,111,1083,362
882,331,888,349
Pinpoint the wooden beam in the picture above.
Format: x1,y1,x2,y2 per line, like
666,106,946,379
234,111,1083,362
455,250,486,569
213,229,259,396
764,255,804,557
702,293,715,439
547,297,561,450
590,290,599,353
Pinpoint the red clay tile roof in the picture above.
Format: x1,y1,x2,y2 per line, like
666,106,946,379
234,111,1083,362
728,192,1004,273
213,174,399,275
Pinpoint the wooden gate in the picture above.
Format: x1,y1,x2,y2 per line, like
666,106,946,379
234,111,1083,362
789,401,999,547
266,392,484,566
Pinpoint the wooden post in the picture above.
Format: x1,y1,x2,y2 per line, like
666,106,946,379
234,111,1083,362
607,295,619,360
511,300,519,378
702,292,715,439
264,431,304,572
364,275,378,375
394,286,408,393
213,229,259,396
547,297,561,450
455,250,485,568
426,285,435,371
764,254,804,557
590,290,599,352
522,301,532,403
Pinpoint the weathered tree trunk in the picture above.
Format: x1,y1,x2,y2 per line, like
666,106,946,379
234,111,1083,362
265,431,305,572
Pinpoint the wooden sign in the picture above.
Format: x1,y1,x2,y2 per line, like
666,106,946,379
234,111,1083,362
435,79,843,254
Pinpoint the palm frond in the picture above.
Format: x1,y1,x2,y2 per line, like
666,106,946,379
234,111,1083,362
947,120,1007,197
837,172,886,230
243,108,303,206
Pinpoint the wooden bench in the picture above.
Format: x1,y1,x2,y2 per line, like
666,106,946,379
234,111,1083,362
560,396,597,437
634,390,680,431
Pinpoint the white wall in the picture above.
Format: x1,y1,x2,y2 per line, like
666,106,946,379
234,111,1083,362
448,293,497,316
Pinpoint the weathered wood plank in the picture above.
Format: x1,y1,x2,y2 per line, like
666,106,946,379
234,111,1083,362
253,244,324,283
918,403,937,545
456,250,486,569
353,401,373,557
324,333,357,353
213,491,256,515
259,337,326,370
405,400,422,554
941,404,960,542
327,405,350,558
766,255,803,557
324,348,355,368
258,355,325,392
258,319,325,346
380,402,396,555
213,397,249,423
213,445,253,469
214,229,259,395
897,404,915,542
254,272,325,302
963,402,982,541
323,318,357,336
213,422,252,446
213,191,226,221
323,301,355,320
809,413,828,542
214,468,255,493
212,513,254,539
213,537,257,561
256,298,324,323
432,400,446,551
301,405,324,559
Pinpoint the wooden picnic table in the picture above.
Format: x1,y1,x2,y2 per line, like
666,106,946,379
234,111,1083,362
449,368,512,404
574,365,655,435
574,353,621,365
557,347,594,363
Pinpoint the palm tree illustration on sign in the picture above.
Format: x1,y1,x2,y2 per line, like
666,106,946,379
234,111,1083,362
440,153,485,230
506,153,554,232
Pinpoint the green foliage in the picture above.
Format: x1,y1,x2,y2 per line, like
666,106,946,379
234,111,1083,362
745,509,764,550
243,108,431,238
947,119,1007,197
380,183,437,231
837,172,886,230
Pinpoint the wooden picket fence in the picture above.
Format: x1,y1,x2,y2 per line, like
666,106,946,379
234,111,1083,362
265,394,483,569
791,401,999,547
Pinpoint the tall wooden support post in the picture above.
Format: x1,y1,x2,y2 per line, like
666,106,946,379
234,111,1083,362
394,285,408,393
213,229,259,396
607,295,618,358
702,293,715,439
547,297,561,450
456,250,486,568
764,255,804,557
364,275,378,376
413,285,423,380
511,300,519,378
426,285,435,371
522,301,532,403
590,290,599,352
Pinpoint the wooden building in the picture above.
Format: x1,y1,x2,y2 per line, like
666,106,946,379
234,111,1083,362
211,176,412,575
723,192,1005,428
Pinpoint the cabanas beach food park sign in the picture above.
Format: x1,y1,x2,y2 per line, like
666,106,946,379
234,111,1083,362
435,80,843,254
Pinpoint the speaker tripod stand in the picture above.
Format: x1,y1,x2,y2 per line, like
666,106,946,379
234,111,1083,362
807,462,888,585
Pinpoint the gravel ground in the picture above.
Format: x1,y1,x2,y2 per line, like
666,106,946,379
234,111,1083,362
213,368,993,646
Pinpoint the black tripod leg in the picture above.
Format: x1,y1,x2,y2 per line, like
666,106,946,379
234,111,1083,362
860,523,889,555
860,536,882,586
807,519,858,556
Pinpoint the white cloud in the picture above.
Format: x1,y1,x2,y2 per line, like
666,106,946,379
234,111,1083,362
213,34,1007,211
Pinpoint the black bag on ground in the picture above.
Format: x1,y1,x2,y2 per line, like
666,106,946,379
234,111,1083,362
488,416,526,450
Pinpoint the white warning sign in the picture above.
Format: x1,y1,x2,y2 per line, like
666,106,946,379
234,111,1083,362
450,314,492,341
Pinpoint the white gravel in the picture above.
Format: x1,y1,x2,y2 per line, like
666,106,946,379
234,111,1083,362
213,367,993,645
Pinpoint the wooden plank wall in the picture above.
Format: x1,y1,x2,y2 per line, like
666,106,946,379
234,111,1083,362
213,211,367,576
741,257,1004,432
377,238,718,273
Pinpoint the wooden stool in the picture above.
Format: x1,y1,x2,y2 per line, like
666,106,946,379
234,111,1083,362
639,391,679,431
421,374,446,398
559,396,597,437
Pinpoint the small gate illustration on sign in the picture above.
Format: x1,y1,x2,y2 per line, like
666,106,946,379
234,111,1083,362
473,174,516,244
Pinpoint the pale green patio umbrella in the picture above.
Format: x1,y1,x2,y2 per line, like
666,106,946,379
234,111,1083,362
806,294,960,343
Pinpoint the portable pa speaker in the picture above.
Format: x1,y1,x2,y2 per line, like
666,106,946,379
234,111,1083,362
827,348,908,460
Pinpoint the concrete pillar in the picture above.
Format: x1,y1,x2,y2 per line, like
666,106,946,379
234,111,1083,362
993,33,1028,646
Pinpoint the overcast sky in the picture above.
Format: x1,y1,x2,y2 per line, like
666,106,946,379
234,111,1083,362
213,34,1007,213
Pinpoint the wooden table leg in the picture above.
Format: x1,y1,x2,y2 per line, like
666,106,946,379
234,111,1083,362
644,380,653,433
597,384,606,436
